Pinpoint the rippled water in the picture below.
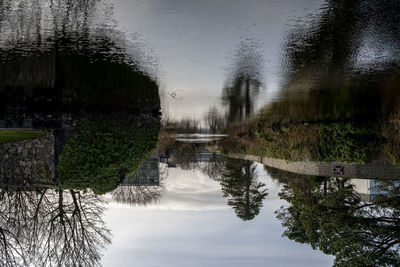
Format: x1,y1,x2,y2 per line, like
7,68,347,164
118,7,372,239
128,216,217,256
109,0,325,122
0,0,400,266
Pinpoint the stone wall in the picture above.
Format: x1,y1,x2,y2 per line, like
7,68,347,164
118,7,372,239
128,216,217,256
0,132,55,184
227,153,400,180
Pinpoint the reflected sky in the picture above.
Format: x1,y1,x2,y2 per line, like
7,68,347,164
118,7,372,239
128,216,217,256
102,163,333,266
110,0,325,122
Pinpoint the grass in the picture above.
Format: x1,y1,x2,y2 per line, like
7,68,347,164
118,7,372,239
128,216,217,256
219,117,269,156
220,113,388,164
0,130,45,144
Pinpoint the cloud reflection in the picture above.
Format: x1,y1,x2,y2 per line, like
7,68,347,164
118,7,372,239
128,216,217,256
107,166,227,211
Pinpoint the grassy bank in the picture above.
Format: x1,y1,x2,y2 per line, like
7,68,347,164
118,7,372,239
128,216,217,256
220,113,400,165
0,130,45,144
256,118,382,163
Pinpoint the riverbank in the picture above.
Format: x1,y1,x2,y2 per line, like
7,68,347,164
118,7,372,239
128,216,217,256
219,113,400,167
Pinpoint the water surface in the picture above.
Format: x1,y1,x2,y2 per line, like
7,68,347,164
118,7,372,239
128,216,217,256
0,0,399,266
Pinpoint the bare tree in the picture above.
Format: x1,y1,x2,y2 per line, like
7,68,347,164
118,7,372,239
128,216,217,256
112,164,167,206
35,189,111,267
200,152,225,181
0,187,111,267
172,143,201,170
0,188,36,266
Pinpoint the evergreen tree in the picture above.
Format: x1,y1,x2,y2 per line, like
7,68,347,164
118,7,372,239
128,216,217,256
221,159,268,220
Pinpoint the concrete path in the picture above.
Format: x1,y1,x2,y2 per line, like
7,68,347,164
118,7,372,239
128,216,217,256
227,153,400,180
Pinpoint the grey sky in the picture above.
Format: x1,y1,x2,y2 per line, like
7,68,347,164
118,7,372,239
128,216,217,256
101,164,333,267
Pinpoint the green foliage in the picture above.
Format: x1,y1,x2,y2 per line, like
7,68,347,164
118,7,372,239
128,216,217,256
220,159,268,220
319,123,379,163
0,130,45,143
387,146,400,168
255,118,381,163
256,119,321,161
57,115,160,194
274,172,400,266
382,119,400,168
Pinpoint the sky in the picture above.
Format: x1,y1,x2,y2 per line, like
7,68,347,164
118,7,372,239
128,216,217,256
101,164,334,267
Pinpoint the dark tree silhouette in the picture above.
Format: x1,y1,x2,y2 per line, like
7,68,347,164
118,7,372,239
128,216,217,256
0,188,37,267
220,159,268,220
204,107,225,134
0,0,160,128
271,169,400,266
222,40,264,124
0,187,111,267
277,0,400,121
200,152,225,181
37,189,110,266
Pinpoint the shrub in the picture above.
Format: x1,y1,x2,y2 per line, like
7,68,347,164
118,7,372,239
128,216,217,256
57,115,160,194
319,122,379,163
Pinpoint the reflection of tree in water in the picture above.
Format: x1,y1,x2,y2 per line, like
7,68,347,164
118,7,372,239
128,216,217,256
157,128,227,179
285,1,359,79
0,187,110,267
204,107,225,134
268,167,400,266
222,40,264,124
172,143,201,170
220,159,268,221
160,136,226,179
112,164,167,206
284,0,400,81
0,0,159,128
278,0,400,121
253,0,400,165
0,0,106,46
